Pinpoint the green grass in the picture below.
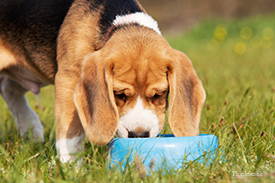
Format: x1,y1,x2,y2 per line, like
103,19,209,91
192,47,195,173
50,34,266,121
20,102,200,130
1,13,275,182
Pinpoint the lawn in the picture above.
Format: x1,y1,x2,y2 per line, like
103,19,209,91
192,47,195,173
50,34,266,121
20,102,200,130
0,13,275,182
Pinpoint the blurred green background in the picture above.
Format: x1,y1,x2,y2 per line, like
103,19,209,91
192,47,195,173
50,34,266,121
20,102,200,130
139,0,275,34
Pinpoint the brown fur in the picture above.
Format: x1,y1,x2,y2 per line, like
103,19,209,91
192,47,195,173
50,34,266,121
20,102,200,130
0,0,205,148
74,26,205,144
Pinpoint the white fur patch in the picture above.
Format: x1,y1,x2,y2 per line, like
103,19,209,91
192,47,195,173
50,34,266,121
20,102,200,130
112,12,161,35
117,96,159,138
56,135,84,164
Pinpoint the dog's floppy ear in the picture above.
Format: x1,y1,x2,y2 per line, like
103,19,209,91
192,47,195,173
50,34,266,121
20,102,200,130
73,51,119,145
167,50,206,137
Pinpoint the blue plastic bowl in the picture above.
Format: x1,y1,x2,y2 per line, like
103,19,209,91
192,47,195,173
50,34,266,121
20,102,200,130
108,134,219,172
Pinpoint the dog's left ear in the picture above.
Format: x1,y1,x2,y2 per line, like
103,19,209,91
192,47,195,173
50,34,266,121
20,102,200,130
167,50,206,137
73,51,119,145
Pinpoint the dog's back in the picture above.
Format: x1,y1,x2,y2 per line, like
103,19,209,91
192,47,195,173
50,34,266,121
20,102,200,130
0,0,74,82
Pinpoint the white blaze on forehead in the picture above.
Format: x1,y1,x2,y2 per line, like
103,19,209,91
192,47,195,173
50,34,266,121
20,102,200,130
117,96,159,138
112,12,161,35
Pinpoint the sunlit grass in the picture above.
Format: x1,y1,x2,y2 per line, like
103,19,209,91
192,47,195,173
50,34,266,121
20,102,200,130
166,12,275,182
0,13,275,182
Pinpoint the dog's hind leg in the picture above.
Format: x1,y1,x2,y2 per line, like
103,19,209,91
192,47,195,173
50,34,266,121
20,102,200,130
0,76,44,142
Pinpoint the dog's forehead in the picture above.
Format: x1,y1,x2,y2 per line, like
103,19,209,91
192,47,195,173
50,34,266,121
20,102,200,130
111,49,170,88
113,55,171,96
103,29,174,91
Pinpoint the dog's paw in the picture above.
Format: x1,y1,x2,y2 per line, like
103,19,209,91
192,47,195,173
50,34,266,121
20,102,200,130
31,120,45,143
16,110,44,143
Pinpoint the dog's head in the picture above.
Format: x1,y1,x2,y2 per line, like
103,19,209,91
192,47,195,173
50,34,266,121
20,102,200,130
73,26,206,145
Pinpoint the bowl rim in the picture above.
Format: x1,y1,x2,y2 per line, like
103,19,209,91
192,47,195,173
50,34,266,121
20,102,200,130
109,134,217,144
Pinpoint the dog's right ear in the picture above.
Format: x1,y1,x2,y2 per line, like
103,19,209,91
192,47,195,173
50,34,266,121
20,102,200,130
73,51,119,145
167,50,206,137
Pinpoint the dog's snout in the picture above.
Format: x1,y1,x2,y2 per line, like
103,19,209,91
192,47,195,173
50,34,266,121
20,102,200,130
128,126,150,138
128,131,150,138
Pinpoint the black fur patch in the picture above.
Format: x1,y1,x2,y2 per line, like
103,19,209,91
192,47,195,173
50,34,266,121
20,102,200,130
0,0,143,59
0,0,74,77
98,0,143,36
0,0,74,47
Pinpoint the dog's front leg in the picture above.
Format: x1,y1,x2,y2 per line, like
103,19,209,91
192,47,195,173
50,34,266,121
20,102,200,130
55,72,85,164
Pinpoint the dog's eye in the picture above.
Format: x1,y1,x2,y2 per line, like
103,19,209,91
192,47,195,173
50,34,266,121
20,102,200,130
151,93,162,105
152,94,161,102
114,93,127,103
151,90,168,105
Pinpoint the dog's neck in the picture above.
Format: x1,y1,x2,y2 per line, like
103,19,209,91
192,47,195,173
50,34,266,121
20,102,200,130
112,12,161,35
103,12,161,45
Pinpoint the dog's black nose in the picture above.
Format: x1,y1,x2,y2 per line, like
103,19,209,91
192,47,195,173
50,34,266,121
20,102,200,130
128,131,150,138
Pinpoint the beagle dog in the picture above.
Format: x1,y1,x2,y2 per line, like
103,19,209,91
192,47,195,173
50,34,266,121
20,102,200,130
0,0,206,163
